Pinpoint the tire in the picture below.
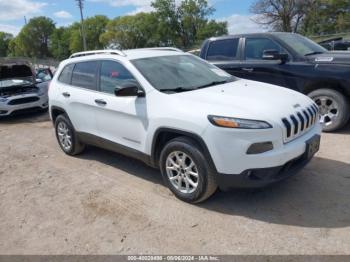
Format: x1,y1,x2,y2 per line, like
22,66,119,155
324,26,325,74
54,114,85,155
159,137,217,203
308,88,350,132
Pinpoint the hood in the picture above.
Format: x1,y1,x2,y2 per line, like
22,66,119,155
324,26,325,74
173,79,314,124
0,63,35,81
306,51,350,65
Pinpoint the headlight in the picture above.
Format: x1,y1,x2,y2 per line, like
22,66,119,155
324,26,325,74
0,98,8,103
208,115,272,129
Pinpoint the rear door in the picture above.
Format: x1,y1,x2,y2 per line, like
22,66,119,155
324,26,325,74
59,61,99,136
205,38,243,77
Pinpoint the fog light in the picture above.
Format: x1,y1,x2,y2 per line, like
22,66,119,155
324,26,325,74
247,142,273,154
0,110,8,114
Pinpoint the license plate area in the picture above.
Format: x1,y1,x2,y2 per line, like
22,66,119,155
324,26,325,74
304,135,321,159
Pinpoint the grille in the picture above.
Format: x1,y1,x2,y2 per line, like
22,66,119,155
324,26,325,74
8,97,39,105
282,104,319,143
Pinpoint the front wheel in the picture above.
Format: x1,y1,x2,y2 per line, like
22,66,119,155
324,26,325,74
55,114,85,155
159,137,217,203
308,88,350,132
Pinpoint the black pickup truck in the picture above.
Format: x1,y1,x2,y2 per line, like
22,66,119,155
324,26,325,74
200,32,350,131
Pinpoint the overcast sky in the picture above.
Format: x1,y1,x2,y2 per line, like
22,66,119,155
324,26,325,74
0,0,265,36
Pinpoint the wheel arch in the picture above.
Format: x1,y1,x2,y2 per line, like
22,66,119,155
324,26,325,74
50,106,68,123
304,80,350,99
150,128,217,173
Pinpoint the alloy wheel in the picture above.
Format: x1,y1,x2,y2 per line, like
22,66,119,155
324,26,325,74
57,121,72,151
165,151,199,194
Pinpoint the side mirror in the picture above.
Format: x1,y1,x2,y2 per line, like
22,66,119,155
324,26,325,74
115,83,145,97
36,79,43,83
262,49,288,64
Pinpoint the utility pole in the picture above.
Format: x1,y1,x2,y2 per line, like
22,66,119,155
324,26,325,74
76,0,87,51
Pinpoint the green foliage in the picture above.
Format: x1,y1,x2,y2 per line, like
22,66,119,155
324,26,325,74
14,16,55,58
301,0,350,36
100,13,159,49
151,0,227,48
0,32,13,57
69,15,109,53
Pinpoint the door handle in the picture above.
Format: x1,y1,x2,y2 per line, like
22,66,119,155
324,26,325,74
94,99,107,106
242,68,254,73
62,92,70,98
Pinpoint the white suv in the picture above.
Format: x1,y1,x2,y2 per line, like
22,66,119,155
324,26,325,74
49,48,322,203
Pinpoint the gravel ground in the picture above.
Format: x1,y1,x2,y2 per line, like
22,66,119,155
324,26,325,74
0,112,349,255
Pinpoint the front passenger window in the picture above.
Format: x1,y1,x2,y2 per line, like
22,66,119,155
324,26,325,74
99,61,137,94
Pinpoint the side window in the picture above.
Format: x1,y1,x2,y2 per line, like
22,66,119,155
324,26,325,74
244,38,284,60
71,61,98,90
99,60,137,94
58,64,74,84
206,39,239,61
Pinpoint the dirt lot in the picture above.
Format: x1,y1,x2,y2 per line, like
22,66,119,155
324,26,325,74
0,112,349,255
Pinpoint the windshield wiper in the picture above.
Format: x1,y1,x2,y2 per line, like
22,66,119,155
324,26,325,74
195,80,231,89
304,51,324,56
159,87,196,93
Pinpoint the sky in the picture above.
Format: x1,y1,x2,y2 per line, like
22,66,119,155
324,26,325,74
0,0,266,36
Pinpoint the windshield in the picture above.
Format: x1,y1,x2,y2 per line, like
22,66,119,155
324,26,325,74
276,33,327,56
132,55,236,93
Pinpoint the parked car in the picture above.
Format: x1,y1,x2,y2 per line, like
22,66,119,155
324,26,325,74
319,37,350,51
36,68,53,83
0,60,49,116
200,32,350,132
49,49,321,203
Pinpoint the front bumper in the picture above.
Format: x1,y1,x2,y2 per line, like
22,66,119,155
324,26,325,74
216,151,313,190
0,94,48,116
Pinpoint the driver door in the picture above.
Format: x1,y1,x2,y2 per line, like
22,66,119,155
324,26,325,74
240,37,292,88
94,60,148,152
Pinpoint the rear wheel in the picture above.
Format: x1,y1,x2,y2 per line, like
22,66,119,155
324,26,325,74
308,88,350,132
55,114,85,155
159,137,217,203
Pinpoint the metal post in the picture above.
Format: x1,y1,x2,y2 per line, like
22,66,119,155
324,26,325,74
76,0,87,51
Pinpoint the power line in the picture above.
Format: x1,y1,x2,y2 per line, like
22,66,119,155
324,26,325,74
76,0,87,51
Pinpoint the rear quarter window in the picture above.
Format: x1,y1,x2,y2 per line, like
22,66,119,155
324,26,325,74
58,64,74,85
206,39,239,61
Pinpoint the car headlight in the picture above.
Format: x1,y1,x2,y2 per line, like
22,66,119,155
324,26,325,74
0,98,8,103
208,115,272,129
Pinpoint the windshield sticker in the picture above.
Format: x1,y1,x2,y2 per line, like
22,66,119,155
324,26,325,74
211,69,231,77
315,57,334,62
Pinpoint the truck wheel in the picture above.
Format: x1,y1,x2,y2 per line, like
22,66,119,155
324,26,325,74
55,114,85,155
159,137,217,203
308,88,350,132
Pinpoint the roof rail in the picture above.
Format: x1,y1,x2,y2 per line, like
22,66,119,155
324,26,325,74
69,49,126,59
142,47,183,52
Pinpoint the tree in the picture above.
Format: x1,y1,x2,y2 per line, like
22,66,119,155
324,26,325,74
0,32,13,57
50,27,72,60
69,15,109,53
152,0,227,48
101,13,159,49
301,0,350,35
250,0,314,32
15,16,55,58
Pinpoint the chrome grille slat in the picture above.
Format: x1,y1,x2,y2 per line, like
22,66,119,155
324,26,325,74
282,104,319,143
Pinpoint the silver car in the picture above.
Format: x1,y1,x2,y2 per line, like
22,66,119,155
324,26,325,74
0,61,49,116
